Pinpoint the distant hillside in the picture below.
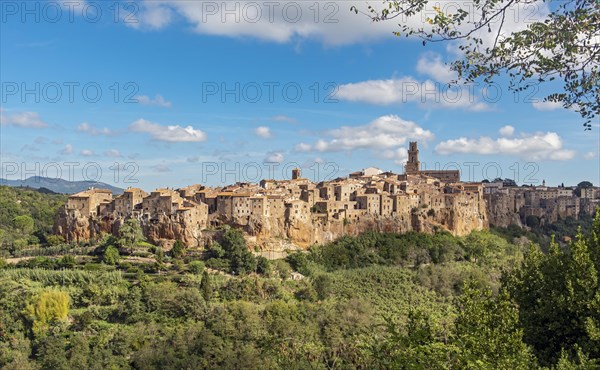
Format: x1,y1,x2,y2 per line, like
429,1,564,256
0,176,124,195
0,185,68,252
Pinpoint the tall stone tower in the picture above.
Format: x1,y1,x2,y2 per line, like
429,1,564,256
405,141,420,174
292,168,301,180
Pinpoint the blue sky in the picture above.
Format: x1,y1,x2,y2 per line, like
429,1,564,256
1,0,598,190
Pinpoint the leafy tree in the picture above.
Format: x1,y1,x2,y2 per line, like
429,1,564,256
454,282,535,369
207,241,226,259
200,270,212,301
118,219,145,252
505,226,600,365
256,256,271,276
103,245,120,265
45,235,65,247
526,215,541,228
575,181,594,196
25,290,69,335
59,255,76,268
12,215,34,237
313,274,333,300
221,228,257,274
354,0,599,128
189,260,205,275
155,247,164,264
171,240,185,258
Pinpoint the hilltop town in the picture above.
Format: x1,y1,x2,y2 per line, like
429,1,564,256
54,142,600,251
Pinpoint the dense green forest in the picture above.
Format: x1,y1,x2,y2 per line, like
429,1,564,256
0,186,67,256
0,186,599,369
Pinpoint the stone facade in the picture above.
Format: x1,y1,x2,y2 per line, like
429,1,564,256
484,180,600,227
404,141,460,183
55,170,488,250
54,142,493,250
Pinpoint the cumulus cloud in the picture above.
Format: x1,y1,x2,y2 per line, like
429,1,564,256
264,151,284,164
129,118,207,142
532,100,563,111
306,115,434,153
336,77,490,111
126,1,549,47
416,52,457,83
77,122,114,136
294,115,432,166
381,148,409,165
294,142,312,152
435,130,576,161
135,94,172,108
60,144,73,155
104,149,122,158
255,126,272,138
80,149,95,157
499,125,515,137
0,108,48,128
126,2,173,30
126,0,400,45
583,151,597,160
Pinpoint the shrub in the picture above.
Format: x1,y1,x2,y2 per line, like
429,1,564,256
103,245,120,265
189,260,205,275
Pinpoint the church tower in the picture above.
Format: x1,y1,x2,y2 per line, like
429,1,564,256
405,141,420,174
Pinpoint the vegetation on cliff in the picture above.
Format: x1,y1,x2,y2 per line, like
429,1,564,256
0,186,599,368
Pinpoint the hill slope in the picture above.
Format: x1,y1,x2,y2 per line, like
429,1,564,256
0,176,124,195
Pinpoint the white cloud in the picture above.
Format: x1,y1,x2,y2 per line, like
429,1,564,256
499,125,515,137
336,77,490,111
0,108,48,128
60,144,73,155
270,115,296,123
135,94,172,108
435,131,576,161
264,152,284,164
77,122,114,136
104,149,122,158
255,126,272,138
416,53,456,83
129,118,207,142
306,115,434,153
126,2,173,30
381,148,409,165
80,149,94,156
583,151,597,160
294,142,312,152
125,1,549,48
532,100,563,111
127,1,401,46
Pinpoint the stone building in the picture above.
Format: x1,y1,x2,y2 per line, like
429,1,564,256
66,188,113,217
404,141,460,183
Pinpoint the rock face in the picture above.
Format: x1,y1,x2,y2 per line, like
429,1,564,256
206,193,487,250
53,207,203,248
53,171,489,251
485,193,523,228
54,196,488,251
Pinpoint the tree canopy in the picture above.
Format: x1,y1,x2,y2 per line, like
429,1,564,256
353,0,599,129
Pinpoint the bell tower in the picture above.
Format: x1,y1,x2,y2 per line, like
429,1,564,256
405,141,420,174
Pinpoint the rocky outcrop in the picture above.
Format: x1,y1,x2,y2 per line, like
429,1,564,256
53,206,203,248
485,193,523,228
55,194,488,251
